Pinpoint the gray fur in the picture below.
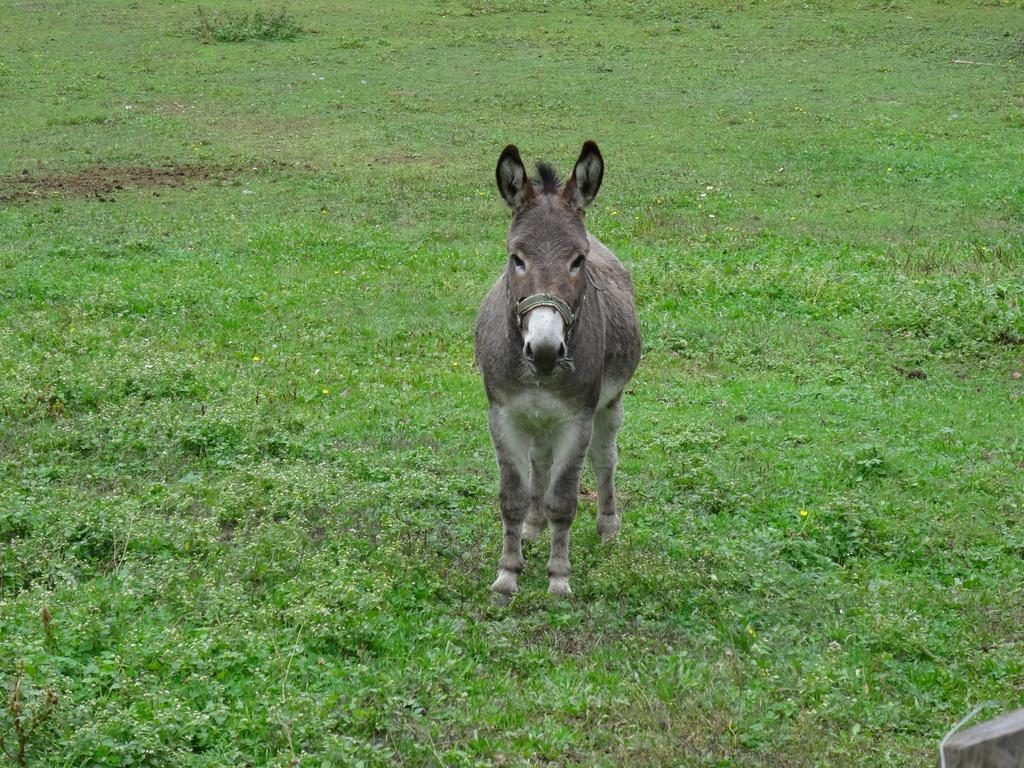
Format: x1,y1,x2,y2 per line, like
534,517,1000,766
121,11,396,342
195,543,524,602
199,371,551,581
475,142,642,597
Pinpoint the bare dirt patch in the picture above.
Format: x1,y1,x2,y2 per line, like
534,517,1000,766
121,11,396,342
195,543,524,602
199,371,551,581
894,364,928,380
0,163,228,204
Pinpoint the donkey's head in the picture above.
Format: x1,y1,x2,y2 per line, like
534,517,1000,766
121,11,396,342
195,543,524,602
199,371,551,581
495,141,604,376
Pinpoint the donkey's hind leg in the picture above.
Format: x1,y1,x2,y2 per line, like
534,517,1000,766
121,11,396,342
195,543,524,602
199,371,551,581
523,444,552,541
590,396,625,543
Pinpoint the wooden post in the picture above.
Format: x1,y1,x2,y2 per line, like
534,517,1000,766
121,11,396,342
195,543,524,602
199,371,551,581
941,707,1024,768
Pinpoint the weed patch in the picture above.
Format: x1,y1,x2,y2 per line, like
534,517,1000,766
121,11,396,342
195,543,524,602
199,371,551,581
190,7,303,43
0,663,59,768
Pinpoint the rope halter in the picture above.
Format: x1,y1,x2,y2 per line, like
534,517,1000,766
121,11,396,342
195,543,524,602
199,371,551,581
515,293,575,330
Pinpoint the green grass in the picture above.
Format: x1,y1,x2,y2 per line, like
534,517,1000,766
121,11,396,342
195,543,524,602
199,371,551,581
2,1,1023,765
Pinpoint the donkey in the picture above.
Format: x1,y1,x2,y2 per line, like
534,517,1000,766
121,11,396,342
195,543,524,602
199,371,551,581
475,141,642,597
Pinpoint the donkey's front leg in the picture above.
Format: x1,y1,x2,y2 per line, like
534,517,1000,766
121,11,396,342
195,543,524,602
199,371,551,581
488,406,530,596
545,416,594,597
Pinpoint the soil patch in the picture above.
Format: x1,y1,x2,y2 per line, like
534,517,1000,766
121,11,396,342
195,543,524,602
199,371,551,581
894,364,928,380
0,163,230,204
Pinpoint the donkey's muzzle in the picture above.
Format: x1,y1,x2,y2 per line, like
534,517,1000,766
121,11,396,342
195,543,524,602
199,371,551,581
521,304,568,375
524,337,567,374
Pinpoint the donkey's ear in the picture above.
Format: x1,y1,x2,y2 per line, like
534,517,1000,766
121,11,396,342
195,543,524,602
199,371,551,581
496,145,533,210
563,140,604,211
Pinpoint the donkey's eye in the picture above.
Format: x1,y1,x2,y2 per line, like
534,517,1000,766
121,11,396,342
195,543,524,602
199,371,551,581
569,254,585,274
511,254,526,272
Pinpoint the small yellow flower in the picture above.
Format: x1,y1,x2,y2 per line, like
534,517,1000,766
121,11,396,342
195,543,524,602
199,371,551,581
747,626,756,638
800,509,809,518
321,388,329,394
886,167,893,173
334,270,340,275
252,355,261,362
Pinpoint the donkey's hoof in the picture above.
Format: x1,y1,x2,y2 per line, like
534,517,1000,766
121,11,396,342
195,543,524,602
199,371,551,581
490,570,519,597
598,515,620,543
490,591,513,606
547,577,572,598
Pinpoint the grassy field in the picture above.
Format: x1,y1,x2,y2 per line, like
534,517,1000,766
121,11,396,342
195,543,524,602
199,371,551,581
2,1,1024,765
